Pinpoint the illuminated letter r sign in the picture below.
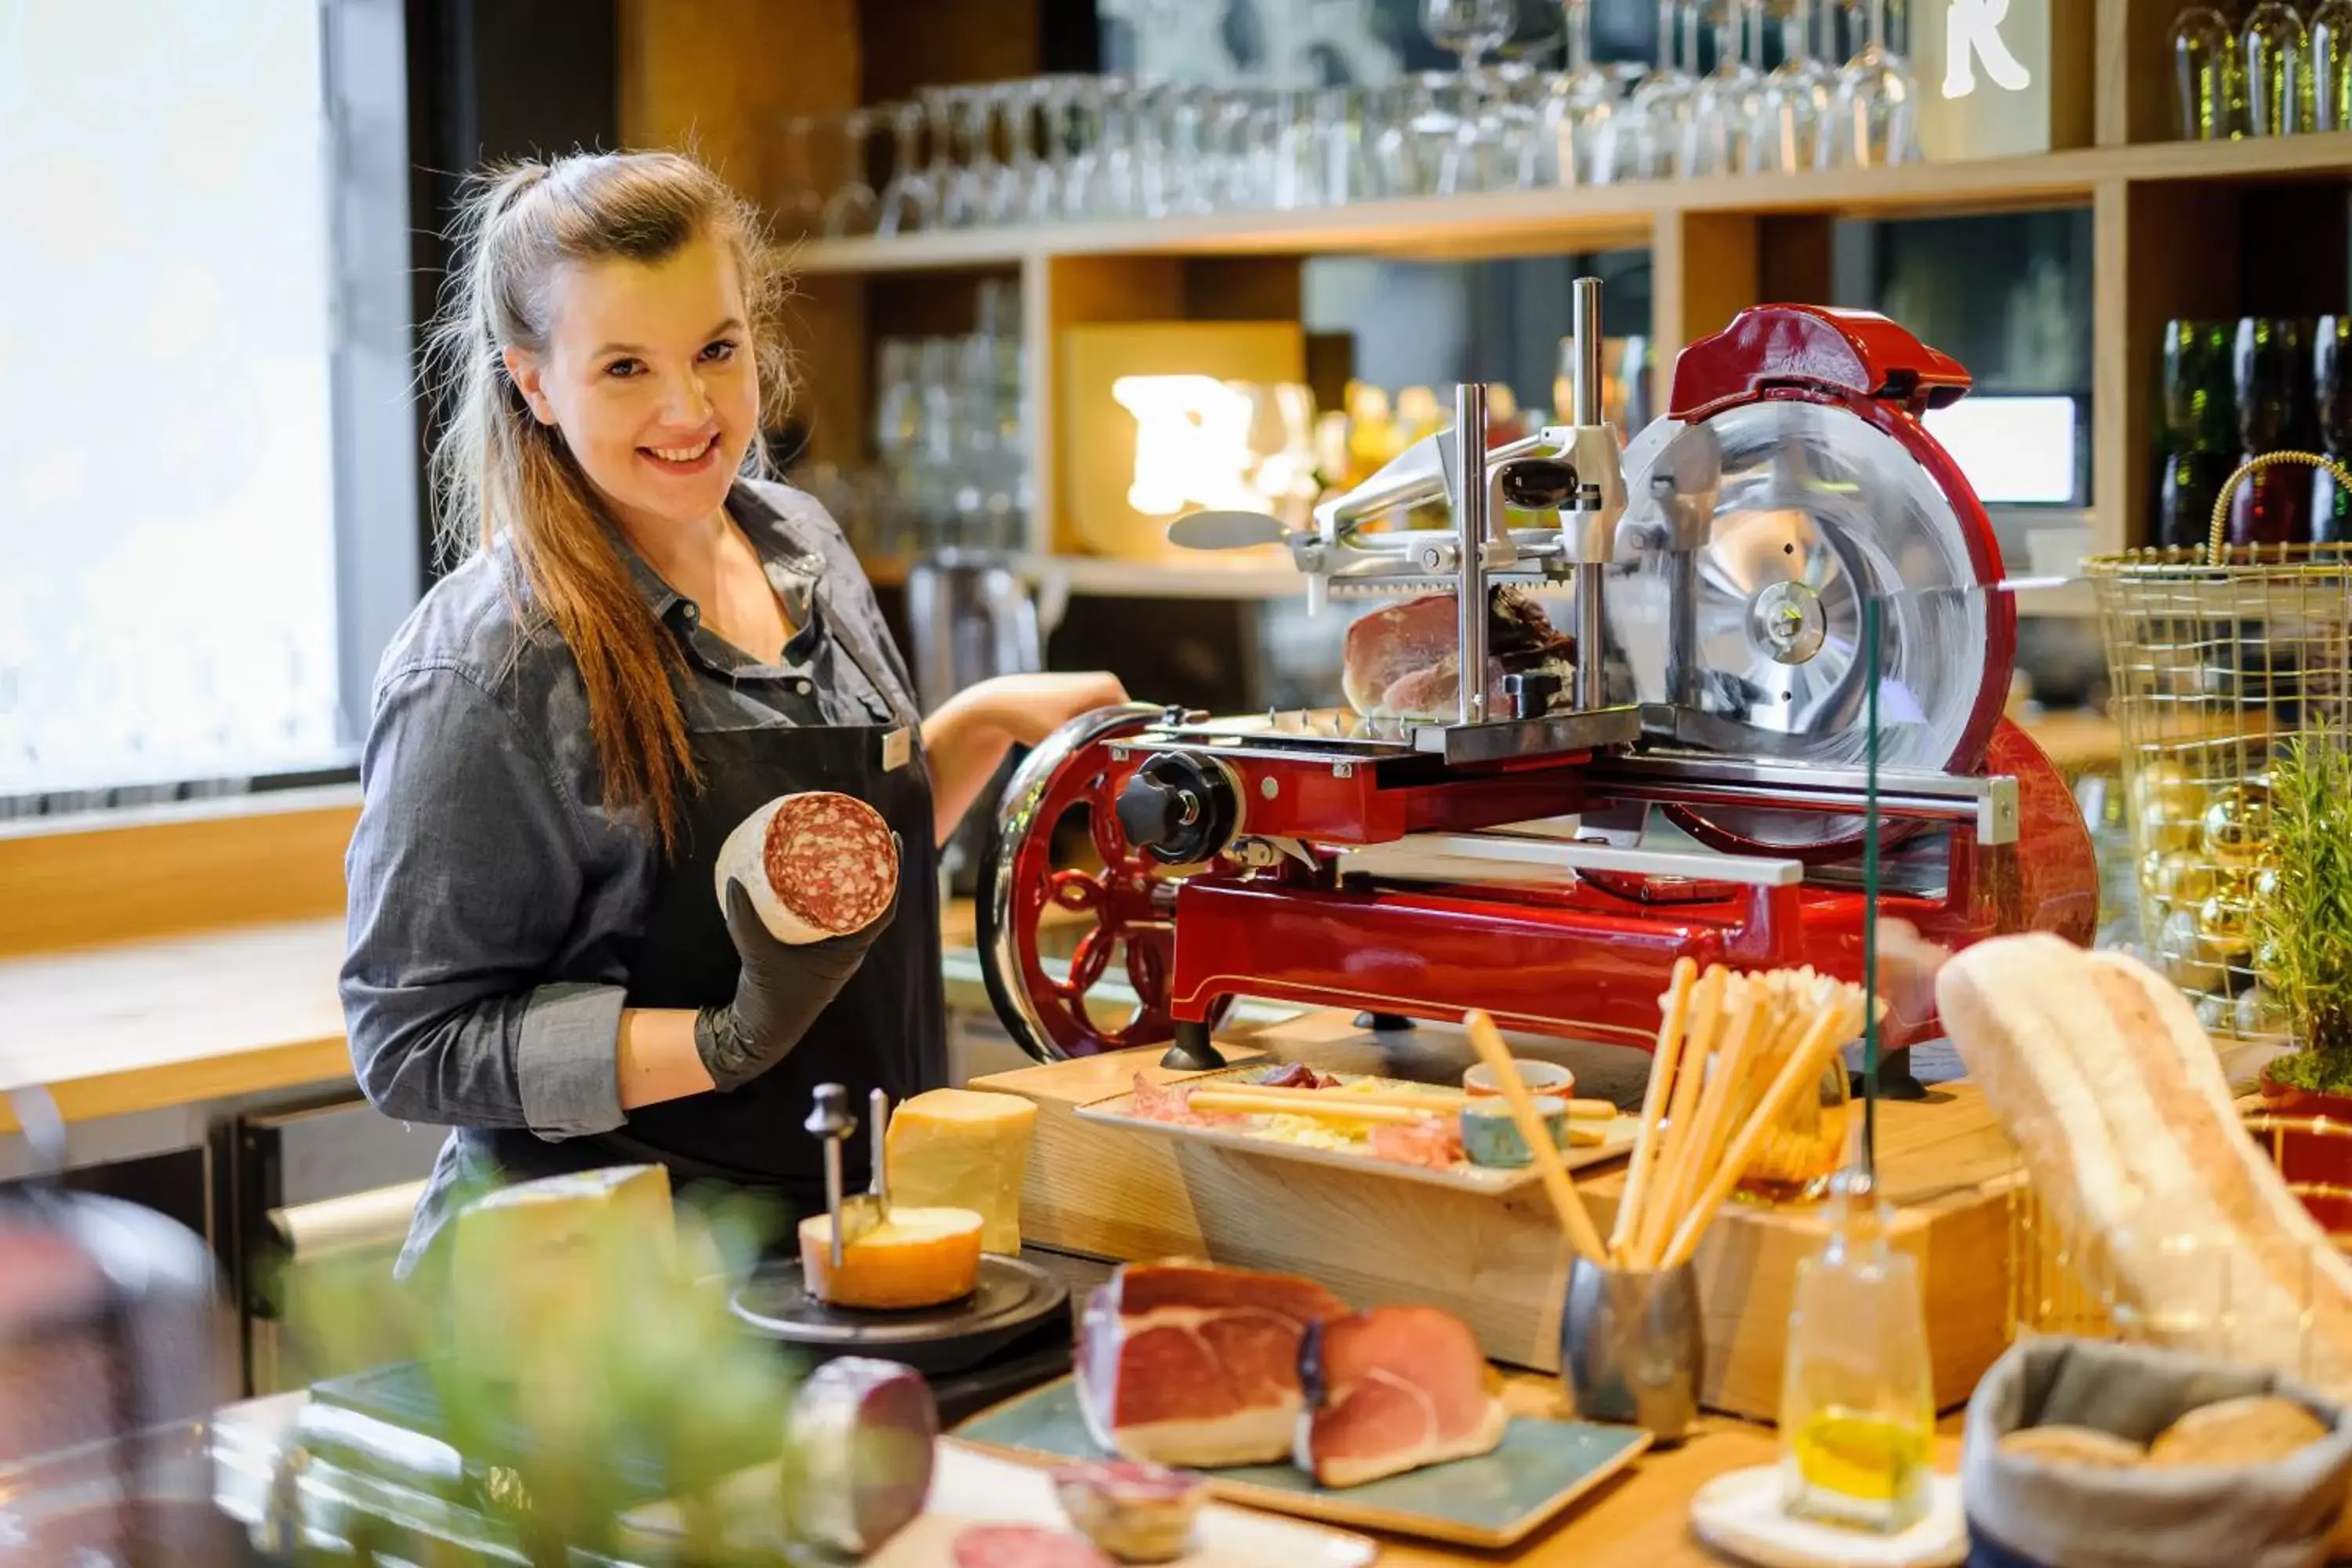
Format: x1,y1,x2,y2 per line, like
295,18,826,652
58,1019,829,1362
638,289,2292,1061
1942,0,2031,99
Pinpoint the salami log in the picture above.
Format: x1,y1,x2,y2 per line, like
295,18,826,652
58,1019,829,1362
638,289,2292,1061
714,791,898,944
952,1523,1114,1568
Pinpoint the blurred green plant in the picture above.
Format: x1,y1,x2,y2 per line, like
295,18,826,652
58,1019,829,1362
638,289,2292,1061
277,1174,800,1566
2252,728,2352,1093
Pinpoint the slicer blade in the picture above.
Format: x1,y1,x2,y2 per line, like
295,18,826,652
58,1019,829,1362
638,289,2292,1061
1606,398,2007,854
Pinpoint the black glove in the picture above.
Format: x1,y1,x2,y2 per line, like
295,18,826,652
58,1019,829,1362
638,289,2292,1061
695,857,900,1093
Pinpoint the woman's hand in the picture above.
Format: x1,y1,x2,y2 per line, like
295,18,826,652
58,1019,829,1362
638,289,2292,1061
960,672,1131,747
918,671,1131,844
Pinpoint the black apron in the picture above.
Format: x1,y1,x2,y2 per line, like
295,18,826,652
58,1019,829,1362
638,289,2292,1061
479,615,946,1217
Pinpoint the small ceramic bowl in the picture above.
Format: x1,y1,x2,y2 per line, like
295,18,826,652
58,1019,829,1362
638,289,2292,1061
1461,1094,1570,1167
1463,1059,1576,1100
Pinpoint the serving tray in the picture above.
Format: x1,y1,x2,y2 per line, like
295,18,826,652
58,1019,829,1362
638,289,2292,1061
1075,1065,1637,1196
955,1375,1652,1549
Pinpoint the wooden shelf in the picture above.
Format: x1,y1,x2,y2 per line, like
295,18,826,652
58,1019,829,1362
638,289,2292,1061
795,136,2352,276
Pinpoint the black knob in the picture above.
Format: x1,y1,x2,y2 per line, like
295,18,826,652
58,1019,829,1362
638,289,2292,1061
1501,670,1563,720
1112,753,1240,864
1116,770,1195,847
1501,458,1581,511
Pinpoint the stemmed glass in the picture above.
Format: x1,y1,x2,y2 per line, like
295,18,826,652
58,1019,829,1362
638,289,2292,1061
986,81,1043,226
1683,0,1766,176
1823,0,1920,167
939,88,996,229
819,109,880,237
775,114,824,238
1545,0,1618,186
1424,0,1515,194
876,103,937,237
1611,0,1703,180
1751,0,1838,171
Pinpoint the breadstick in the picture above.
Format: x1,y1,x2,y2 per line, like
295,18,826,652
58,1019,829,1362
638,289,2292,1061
1185,1091,1436,1126
1202,1083,1468,1114
1612,958,1698,1262
1464,1011,1606,1263
1642,974,1769,1268
1661,998,1859,1269
1633,965,1730,1269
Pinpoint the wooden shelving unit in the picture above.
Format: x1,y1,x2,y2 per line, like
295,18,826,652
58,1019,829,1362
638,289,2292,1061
619,0,2352,608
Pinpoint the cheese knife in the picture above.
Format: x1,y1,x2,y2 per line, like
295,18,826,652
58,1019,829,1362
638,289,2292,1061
805,1083,889,1270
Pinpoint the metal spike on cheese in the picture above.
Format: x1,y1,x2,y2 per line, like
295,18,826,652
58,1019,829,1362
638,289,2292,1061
448,1164,673,1377
884,1089,1038,1254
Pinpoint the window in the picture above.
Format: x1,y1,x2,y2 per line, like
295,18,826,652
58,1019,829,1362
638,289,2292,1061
0,0,415,811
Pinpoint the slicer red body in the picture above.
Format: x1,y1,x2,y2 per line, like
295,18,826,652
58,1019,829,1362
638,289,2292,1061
978,306,2101,1062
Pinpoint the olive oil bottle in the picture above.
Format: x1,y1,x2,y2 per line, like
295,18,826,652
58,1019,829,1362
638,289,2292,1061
1779,1166,1936,1533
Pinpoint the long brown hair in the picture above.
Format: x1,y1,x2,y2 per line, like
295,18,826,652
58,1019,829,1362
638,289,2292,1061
424,151,793,850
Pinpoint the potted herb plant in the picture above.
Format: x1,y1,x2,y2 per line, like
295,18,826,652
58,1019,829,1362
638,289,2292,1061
2251,727,2352,1228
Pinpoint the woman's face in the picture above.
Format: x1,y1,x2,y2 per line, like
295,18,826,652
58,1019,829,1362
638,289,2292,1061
504,234,759,538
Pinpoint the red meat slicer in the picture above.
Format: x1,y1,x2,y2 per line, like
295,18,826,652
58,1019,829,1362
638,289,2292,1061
977,282,2097,1073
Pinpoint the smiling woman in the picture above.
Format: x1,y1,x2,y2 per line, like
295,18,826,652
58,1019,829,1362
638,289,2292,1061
349,150,1125,1276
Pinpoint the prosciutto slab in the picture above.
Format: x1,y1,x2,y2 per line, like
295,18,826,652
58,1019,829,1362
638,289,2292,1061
1076,1261,1348,1468
1340,589,1576,721
1295,1305,1507,1487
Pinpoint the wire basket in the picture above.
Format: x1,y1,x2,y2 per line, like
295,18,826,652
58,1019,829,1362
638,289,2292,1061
2008,1112,2352,1383
2085,455,2352,1062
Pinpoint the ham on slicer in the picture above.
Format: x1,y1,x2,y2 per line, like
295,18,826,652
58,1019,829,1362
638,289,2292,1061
975,281,2098,1073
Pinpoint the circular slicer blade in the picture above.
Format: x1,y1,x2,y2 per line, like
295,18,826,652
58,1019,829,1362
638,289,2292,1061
1606,398,2009,855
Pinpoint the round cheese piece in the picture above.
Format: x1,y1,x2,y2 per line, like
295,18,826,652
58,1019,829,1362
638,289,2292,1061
797,1207,985,1310
715,792,897,945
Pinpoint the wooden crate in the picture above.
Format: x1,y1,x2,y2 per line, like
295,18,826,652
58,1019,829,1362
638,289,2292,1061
976,1014,2023,1422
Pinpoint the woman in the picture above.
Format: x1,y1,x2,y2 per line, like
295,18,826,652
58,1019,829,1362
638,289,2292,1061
340,150,1122,1275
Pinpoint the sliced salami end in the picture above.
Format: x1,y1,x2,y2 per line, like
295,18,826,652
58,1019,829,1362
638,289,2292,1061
714,791,899,946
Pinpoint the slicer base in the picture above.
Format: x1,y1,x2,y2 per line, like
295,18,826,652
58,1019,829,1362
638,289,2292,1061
1159,1021,1228,1073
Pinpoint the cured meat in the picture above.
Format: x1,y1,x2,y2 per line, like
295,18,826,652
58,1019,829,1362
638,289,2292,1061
713,790,898,944
782,1357,938,1557
1296,1305,1507,1487
1258,1064,1339,1090
953,1523,1113,1568
1341,589,1576,721
1077,1261,1348,1468
1125,1075,1246,1128
1370,1118,1463,1171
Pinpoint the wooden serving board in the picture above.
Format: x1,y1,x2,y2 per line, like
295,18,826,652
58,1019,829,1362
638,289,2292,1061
978,1014,2023,1423
1075,1065,1638,1196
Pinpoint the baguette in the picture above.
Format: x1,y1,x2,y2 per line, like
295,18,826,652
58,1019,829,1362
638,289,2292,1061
1937,935,2352,1390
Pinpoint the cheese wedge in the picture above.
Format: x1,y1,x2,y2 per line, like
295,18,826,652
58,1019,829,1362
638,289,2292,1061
799,1207,984,1309
449,1164,673,1378
884,1088,1037,1254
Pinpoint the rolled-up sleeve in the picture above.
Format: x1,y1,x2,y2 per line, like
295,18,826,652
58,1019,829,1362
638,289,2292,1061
340,666,626,1139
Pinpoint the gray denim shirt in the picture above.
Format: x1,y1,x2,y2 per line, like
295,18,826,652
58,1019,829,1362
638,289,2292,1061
339,479,920,1272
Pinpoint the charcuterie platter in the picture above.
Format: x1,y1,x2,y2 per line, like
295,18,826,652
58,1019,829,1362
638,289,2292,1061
956,1375,1650,1549
1075,1062,1637,1195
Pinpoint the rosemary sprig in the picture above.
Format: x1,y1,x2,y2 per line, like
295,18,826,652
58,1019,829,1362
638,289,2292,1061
2252,724,2352,1090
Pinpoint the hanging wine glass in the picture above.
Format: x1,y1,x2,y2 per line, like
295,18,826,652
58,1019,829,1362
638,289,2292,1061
1824,0,1921,168
1751,0,1836,171
2244,2,2312,136
1544,0,1617,186
876,103,937,237
2317,0,2352,130
1683,0,1766,176
819,108,880,238
2170,7,2241,140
